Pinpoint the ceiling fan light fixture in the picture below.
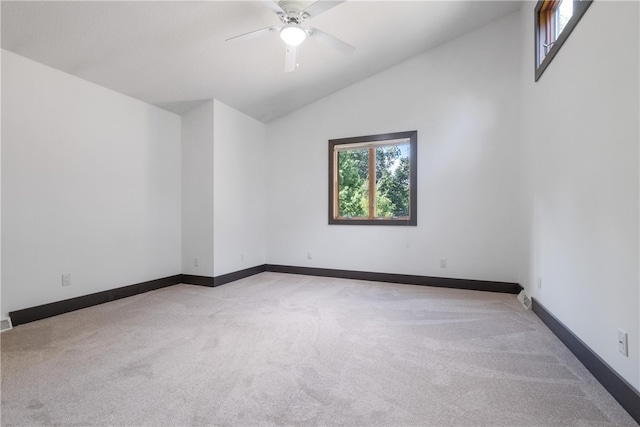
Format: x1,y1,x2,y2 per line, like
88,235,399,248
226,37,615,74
280,24,306,46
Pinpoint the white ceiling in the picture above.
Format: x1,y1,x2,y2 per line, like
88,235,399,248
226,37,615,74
1,1,521,123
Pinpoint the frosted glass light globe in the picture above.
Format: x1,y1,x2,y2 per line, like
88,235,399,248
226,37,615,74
280,25,306,46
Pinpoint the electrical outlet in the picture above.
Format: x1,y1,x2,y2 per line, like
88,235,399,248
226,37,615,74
618,330,628,356
307,252,312,260
61,273,71,287
538,277,542,289
440,258,447,268
194,257,199,267
240,253,245,262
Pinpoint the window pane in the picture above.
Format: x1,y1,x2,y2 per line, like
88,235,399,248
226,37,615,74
375,143,410,218
535,0,592,81
337,149,369,217
556,0,573,37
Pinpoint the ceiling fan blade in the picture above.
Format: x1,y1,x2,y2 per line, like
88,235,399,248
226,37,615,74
260,0,286,16
226,26,278,43
308,27,355,56
284,45,297,72
302,1,346,19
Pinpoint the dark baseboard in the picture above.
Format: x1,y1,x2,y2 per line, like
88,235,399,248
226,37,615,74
9,275,182,326
7,266,265,327
180,266,267,288
532,298,640,424
265,264,522,294
180,274,214,287
7,265,520,327
213,264,267,287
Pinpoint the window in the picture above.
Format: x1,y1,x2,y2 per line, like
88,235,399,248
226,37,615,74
328,131,417,226
535,0,593,81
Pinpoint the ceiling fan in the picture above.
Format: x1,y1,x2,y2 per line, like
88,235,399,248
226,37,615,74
226,0,356,72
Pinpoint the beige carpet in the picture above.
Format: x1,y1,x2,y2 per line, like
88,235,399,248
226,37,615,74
1,272,636,426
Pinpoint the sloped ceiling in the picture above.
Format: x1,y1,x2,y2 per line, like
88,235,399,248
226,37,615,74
1,1,521,122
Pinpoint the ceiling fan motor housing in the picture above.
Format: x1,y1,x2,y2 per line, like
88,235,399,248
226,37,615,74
277,0,311,24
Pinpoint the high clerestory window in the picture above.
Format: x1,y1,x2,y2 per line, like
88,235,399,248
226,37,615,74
535,0,593,81
329,131,417,226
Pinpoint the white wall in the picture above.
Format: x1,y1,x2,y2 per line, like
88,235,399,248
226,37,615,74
213,100,266,276
266,13,522,283
1,50,182,318
0,29,3,322
182,101,214,276
519,1,639,390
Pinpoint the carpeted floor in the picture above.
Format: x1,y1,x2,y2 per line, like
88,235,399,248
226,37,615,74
1,272,637,426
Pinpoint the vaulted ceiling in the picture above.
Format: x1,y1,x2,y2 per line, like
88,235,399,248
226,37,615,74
1,1,521,122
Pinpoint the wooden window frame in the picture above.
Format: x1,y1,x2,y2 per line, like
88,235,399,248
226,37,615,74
328,130,417,226
535,0,593,81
